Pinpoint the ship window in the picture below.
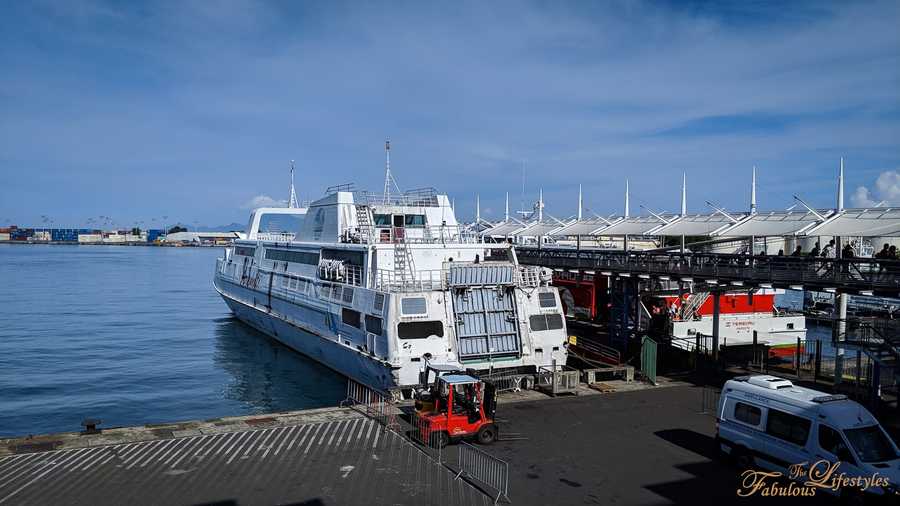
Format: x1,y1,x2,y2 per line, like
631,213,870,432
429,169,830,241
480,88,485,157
374,214,391,226
374,293,385,312
393,215,404,227
342,287,354,304
787,323,795,330
538,292,557,308
265,249,318,265
404,215,426,227
342,308,361,329
401,297,427,315
365,315,383,335
321,284,332,299
289,277,299,290
734,402,762,426
234,246,256,257
398,321,444,339
258,213,304,236
332,285,343,301
282,275,290,288
530,313,564,332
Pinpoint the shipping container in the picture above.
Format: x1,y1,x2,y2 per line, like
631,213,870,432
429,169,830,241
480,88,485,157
0,233,9,241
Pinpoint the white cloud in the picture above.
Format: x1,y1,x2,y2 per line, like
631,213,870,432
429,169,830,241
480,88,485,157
241,195,287,209
851,170,900,208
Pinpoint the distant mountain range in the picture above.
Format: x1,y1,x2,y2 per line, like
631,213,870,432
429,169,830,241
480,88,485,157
197,222,245,232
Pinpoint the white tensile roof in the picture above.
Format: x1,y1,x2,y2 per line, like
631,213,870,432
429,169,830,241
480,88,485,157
716,210,831,237
805,208,900,237
653,213,747,237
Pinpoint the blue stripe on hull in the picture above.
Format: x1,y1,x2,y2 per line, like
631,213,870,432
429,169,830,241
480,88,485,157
215,279,395,392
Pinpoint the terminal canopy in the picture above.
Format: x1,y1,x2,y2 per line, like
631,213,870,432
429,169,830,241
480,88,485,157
588,215,676,236
482,220,528,237
653,213,746,237
550,218,615,237
715,210,831,237
806,208,900,237
511,219,574,238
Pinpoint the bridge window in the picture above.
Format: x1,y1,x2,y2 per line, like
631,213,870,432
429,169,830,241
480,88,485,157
258,213,305,236
342,308,361,329
365,315,383,335
530,313,564,332
538,292,557,308
374,214,391,226
401,297,427,315
374,293,385,312
404,215,426,227
342,287,354,304
398,321,444,339
234,246,256,257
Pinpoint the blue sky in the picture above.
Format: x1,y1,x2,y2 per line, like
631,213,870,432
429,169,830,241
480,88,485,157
1,0,899,228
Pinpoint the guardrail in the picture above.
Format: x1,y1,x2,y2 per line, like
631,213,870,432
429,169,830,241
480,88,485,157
456,441,510,504
341,379,399,429
516,246,900,294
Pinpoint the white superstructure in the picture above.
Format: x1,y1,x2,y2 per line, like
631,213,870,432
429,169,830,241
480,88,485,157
214,185,568,395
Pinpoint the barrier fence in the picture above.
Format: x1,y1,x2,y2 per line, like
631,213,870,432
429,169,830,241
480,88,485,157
456,441,510,504
341,378,400,429
699,386,721,416
410,410,444,462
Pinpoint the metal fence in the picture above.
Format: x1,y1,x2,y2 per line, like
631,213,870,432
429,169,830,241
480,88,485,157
536,362,579,396
456,442,510,504
341,379,400,429
699,386,721,416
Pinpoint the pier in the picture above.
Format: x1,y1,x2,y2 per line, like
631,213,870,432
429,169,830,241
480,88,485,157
1,381,835,506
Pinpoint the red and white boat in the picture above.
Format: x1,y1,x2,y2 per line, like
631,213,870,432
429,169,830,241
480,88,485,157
658,289,806,358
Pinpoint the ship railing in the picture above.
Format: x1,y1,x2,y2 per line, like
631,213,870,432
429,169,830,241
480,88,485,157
317,260,364,287
374,268,445,292
348,225,481,245
355,188,440,207
256,232,296,242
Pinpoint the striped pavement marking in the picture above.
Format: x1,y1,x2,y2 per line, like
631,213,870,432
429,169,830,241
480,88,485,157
0,418,492,506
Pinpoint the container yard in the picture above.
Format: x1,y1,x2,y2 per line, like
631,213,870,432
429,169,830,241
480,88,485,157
0,227,236,246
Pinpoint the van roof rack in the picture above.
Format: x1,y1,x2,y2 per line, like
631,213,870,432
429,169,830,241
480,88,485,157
811,394,848,403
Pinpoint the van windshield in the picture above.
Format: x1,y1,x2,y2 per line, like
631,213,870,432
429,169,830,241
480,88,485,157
844,425,898,463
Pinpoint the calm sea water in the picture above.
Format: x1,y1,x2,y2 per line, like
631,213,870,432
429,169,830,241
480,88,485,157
0,245,346,438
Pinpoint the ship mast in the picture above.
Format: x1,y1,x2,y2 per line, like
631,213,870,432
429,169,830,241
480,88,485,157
288,160,299,208
381,139,401,204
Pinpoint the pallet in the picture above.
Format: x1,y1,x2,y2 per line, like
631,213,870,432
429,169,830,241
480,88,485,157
588,382,617,393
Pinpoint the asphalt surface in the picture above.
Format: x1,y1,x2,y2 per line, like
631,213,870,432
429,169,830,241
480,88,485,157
488,385,841,506
0,417,488,506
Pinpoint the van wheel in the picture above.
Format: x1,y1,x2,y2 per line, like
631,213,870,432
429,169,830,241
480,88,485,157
732,447,754,470
476,424,497,445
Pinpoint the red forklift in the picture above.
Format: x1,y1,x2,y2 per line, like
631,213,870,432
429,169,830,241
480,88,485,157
414,374,498,448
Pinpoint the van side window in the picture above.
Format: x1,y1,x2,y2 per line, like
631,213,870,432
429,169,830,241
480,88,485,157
766,409,811,446
734,402,761,426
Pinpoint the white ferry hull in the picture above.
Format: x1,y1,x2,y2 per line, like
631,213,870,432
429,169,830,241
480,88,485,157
215,278,395,392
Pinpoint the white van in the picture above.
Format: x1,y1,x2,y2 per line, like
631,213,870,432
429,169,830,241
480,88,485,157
717,375,900,501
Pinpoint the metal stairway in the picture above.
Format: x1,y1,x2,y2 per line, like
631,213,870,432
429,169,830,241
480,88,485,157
393,235,416,285
679,291,710,320
841,320,900,373
356,205,373,243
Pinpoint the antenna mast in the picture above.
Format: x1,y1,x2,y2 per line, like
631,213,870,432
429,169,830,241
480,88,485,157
381,139,401,204
750,166,757,215
288,160,299,208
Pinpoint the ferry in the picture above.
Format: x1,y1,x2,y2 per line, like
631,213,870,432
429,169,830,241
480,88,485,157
660,289,806,358
213,155,568,397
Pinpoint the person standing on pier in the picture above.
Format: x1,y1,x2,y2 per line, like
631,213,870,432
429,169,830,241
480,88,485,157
791,245,802,256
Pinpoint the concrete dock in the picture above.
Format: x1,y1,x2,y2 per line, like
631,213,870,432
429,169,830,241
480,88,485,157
1,382,838,505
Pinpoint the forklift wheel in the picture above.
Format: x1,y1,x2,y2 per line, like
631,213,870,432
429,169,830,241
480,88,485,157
430,431,449,449
476,424,497,445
